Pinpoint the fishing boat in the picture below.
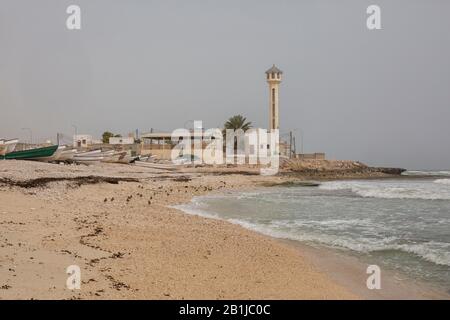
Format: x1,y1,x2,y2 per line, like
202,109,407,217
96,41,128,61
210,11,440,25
58,149,77,161
98,150,116,162
75,149,102,157
0,145,59,160
72,156,104,165
101,151,123,163
4,139,18,153
101,151,134,164
133,160,178,171
36,146,67,162
72,149,103,164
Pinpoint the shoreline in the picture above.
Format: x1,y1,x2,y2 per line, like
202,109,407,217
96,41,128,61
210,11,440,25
175,188,450,300
283,240,450,300
0,160,447,299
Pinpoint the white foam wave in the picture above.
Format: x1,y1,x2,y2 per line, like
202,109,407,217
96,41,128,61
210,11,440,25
403,170,450,176
389,243,450,266
434,179,450,185
174,201,450,267
319,180,450,200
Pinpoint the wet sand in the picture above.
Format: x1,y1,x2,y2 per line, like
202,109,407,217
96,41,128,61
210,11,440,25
283,240,449,300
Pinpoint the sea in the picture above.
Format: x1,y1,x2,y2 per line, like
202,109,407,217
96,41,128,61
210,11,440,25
175,171,450,293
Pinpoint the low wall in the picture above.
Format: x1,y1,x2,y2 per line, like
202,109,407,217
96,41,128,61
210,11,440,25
295,153,326,160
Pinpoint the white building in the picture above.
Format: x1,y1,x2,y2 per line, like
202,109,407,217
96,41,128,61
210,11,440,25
73,134,93,148
109,137,135,145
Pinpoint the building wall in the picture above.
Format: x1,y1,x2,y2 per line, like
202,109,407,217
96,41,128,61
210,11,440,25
109,137,135,145
140,148,173,160
73,135,92,148
296,153,326,160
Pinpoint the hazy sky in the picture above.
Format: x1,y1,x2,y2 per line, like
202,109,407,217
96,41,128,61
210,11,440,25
1,0,449,169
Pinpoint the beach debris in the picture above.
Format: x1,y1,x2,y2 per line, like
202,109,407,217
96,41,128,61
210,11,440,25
0,176,139,189
173,176,191,182
262,180,321,187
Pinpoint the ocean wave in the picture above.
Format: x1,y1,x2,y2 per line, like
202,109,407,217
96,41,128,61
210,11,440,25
434,179,450,185
174,201,450,267
403,170,450,176
388,243,450,266
319,180,450,200
252,221,450,266
231,219,450,266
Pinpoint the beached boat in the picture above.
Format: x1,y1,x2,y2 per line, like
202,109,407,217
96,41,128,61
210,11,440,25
4,139,18,153
36,146,67,162
0,145,59,160
72,149,104,164
133,160,178,171
101,151,135,164
101,151,124,163
136,155,156,162
75,149,102,157
72,155,104,165
98,150,116,162
58,148,77,161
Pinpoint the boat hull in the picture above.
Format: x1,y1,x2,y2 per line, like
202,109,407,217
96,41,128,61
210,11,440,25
133,161,178,171
1,145,59,160
58,149,77,161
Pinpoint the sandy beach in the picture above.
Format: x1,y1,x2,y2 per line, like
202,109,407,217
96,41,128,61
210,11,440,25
0,160,447,300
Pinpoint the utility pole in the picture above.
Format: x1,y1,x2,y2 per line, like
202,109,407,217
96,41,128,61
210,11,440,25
300,129,304,154
293,136,296,157
289,131,293,158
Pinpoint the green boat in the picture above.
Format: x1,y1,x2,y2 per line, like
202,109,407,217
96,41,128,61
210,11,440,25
0,145,59,160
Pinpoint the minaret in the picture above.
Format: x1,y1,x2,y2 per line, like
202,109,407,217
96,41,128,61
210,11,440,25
265,64,282,131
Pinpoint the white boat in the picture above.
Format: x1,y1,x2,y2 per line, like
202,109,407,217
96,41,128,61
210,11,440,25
133,160,178,171
101,151,135,164
97,150,116,162
72,149,104,164
75,149,102,157
136,155,156,162
4,139,18,153
58,149,77,161
72,156,104,165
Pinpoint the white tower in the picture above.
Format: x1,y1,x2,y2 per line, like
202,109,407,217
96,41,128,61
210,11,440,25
265,65,283,131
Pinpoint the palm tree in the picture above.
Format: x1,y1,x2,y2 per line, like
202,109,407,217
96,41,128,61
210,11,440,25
223,115,252,132
223,115,252,156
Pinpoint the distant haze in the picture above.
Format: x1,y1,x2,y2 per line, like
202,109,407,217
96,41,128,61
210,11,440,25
1,0,449,170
